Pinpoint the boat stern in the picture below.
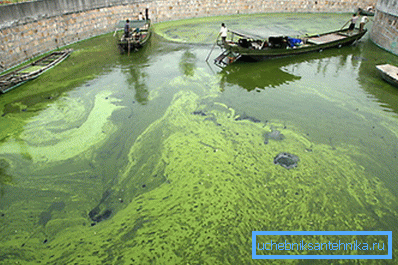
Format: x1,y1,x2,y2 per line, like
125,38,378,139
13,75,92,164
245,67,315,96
214,50,241,67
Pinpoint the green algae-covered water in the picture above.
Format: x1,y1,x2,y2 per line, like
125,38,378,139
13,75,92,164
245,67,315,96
1,13,398,264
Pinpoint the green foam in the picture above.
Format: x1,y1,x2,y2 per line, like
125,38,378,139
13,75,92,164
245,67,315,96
23,87,397,264
0,91,123,163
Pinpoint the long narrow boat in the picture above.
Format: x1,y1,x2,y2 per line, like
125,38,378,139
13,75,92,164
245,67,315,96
376,64,398,87
358,8,375,16
0,49,73,94
114,19,151,53
214,28,367,67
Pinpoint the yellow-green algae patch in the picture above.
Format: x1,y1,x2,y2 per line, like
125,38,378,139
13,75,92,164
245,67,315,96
0,91,123,163
27,90,398,264
154,13,352,45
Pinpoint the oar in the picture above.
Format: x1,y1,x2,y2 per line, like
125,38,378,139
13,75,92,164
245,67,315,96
340,19,350,30
205,36,219,62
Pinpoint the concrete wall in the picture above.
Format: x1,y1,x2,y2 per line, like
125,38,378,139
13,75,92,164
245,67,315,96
377,0,398,16
0,0,374,70
370,1,398,55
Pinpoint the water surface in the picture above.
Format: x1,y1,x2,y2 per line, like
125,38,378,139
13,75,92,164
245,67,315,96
1,13,398,264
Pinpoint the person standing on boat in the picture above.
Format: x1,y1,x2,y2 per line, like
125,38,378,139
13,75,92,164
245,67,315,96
124,19,131,38
359,15,369,32
348,13,359,33
138,12,144,20
219,23,228,44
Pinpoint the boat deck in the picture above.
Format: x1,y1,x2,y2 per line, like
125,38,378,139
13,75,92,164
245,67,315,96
0,49,72,94
376,64,398,86
306,30,359,45
376,64,398,76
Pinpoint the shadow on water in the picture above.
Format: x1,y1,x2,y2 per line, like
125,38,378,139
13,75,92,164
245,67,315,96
217,41,367,92
179,50,197,77
219,62,301,91
120,45,151,105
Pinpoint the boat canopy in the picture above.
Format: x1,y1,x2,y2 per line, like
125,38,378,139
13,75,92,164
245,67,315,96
115,20,148,29
227,29,298,42
227,29,267,40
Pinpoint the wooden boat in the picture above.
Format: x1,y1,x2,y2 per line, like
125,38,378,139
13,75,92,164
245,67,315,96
358,8,375,16
376,64,398,87
0,49,73,94
214,28,367,67
114,19,151,53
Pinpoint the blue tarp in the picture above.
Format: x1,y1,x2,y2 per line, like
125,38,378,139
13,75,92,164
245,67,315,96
287,37,303,48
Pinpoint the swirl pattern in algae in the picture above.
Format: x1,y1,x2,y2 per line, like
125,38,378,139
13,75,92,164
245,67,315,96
31,84,398,264
0,90,123,163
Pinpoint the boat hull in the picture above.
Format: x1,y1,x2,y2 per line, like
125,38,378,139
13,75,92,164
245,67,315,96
0,49,73,94
117,31,151,52
216,28,367,65
115,20,151,53
376,64,398,88
239,36,362,61
358,8,375,16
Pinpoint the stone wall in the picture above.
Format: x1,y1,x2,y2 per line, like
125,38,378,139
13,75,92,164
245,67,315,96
376,0,398,16
0,0,374,70
370,1,398,55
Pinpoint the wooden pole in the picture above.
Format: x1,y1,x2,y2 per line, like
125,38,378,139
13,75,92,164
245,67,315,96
341,19,350,30
128,39,130,56
205,36,219,62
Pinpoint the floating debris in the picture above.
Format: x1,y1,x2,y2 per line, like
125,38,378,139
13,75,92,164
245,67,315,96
192,110,207,116
273,152,299,169
88,189,114,223
89,207,112,223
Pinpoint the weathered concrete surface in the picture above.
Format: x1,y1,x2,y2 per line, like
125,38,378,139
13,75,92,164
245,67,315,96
377,0,398,17
0,0,144,29
370,1,398,55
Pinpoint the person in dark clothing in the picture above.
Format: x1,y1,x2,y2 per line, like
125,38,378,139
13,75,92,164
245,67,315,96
348,13,359,32
124,19,130,38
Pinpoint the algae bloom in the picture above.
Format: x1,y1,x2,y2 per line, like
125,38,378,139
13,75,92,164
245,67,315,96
0,90,123,163
36,86,398,264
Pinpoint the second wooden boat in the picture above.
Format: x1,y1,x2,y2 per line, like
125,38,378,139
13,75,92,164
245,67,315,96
114,19,151,53
376,64,398,87
0,49,73,94
357,8,375,16
214,28,367,67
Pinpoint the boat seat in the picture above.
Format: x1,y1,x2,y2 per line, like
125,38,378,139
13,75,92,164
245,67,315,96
306,39,320,45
